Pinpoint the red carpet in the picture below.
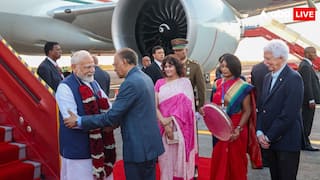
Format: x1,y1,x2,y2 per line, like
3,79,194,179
0,160,34,180
0,126,38,180
0,127,4,142
113,157,211,180
0,142,20,164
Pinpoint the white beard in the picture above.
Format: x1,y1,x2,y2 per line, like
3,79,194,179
80,75,94,83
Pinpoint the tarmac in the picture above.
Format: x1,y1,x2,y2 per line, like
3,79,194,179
113,106,320,180
197,106,320,180
110,70,320,180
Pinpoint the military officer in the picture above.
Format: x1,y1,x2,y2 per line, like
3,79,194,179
171,38,206,111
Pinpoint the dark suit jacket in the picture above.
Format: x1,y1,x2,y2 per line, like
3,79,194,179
298,59,320,104
94,66,110,96
257,65,303,151
144,61,163,84
37,58,63,91
251,62,270,108
141,67,147,73
81,67,164,163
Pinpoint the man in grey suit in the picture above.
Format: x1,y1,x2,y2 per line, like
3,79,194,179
64,48,164,180
257,40,303,180
298,46,320,151
37,41,64,91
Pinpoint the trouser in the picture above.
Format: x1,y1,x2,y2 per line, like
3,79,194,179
265,150,300,180
302,104,315,147
124,158,157,180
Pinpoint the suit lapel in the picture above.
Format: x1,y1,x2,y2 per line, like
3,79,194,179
46,58,59,74
264,65,290,102
263,74,272,99
46,58,63,80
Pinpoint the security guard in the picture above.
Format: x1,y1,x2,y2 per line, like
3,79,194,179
171,38,206,111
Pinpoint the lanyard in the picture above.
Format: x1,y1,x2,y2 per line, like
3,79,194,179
221,79,226,112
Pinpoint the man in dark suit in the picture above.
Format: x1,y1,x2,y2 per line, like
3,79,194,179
257,39,303,180
144,45,165,84
251,60,271,167
251,61,270,108
64,48,165,180
37,41,63,91
93,56,111,96
298,46,320,151
141,55,151,73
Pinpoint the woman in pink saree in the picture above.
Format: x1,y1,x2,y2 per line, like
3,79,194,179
155,55,197,180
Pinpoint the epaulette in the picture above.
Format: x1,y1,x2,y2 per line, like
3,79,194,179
188,58,199,64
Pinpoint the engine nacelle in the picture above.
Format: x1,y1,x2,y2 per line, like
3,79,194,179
112,0,241,73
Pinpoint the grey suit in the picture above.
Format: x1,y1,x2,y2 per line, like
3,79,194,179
37,58,63,91
80,67,164,179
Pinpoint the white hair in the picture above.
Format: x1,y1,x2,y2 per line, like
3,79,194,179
71,50,92,64
263,39,289,61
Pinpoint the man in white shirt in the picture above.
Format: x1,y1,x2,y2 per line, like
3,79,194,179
56,50,115,180
144,45,165,84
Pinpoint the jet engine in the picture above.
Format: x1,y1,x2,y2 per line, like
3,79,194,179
112,0,241,72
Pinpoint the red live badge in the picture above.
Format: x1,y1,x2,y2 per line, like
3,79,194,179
293,8,316,21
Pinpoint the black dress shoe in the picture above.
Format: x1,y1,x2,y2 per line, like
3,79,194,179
302,146,319,151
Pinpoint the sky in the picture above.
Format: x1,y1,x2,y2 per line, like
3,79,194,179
235,3,320,62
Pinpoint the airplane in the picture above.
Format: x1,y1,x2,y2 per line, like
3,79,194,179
0,1,317,179
0,0,316,73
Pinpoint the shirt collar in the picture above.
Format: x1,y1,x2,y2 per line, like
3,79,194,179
47,57,58,66
304,58,312,65
154,59,162,69
271,63,286,79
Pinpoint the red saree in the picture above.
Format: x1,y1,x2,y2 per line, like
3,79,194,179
210,78,262,180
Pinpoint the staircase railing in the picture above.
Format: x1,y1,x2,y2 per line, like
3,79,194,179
0,36,59,179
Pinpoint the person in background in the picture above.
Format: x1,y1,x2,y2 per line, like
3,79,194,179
93,55,111,96
64,48,165,180
298,46,320,151
56,50,116,180
171,38,206,178
251,58,271,167
37,41,63,91
171,38,205,111
141,55,151,73
251,60,270,108
144,45,165,84
202,54,261,180
257,39,303,180
155,55,197,179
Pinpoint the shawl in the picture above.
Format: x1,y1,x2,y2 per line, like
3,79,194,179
212,78,262,168
79,81,116,179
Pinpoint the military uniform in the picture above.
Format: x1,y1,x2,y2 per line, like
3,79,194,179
183,58,205,110
171,37,206,111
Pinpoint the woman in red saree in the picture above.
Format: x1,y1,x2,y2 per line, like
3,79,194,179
155,55,197,180
208,54,262,180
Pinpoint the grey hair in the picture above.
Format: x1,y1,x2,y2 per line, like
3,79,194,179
116,48,138,65
71,50,92,64
263,39,289,61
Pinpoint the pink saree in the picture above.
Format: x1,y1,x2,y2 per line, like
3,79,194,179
155,77,197,180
